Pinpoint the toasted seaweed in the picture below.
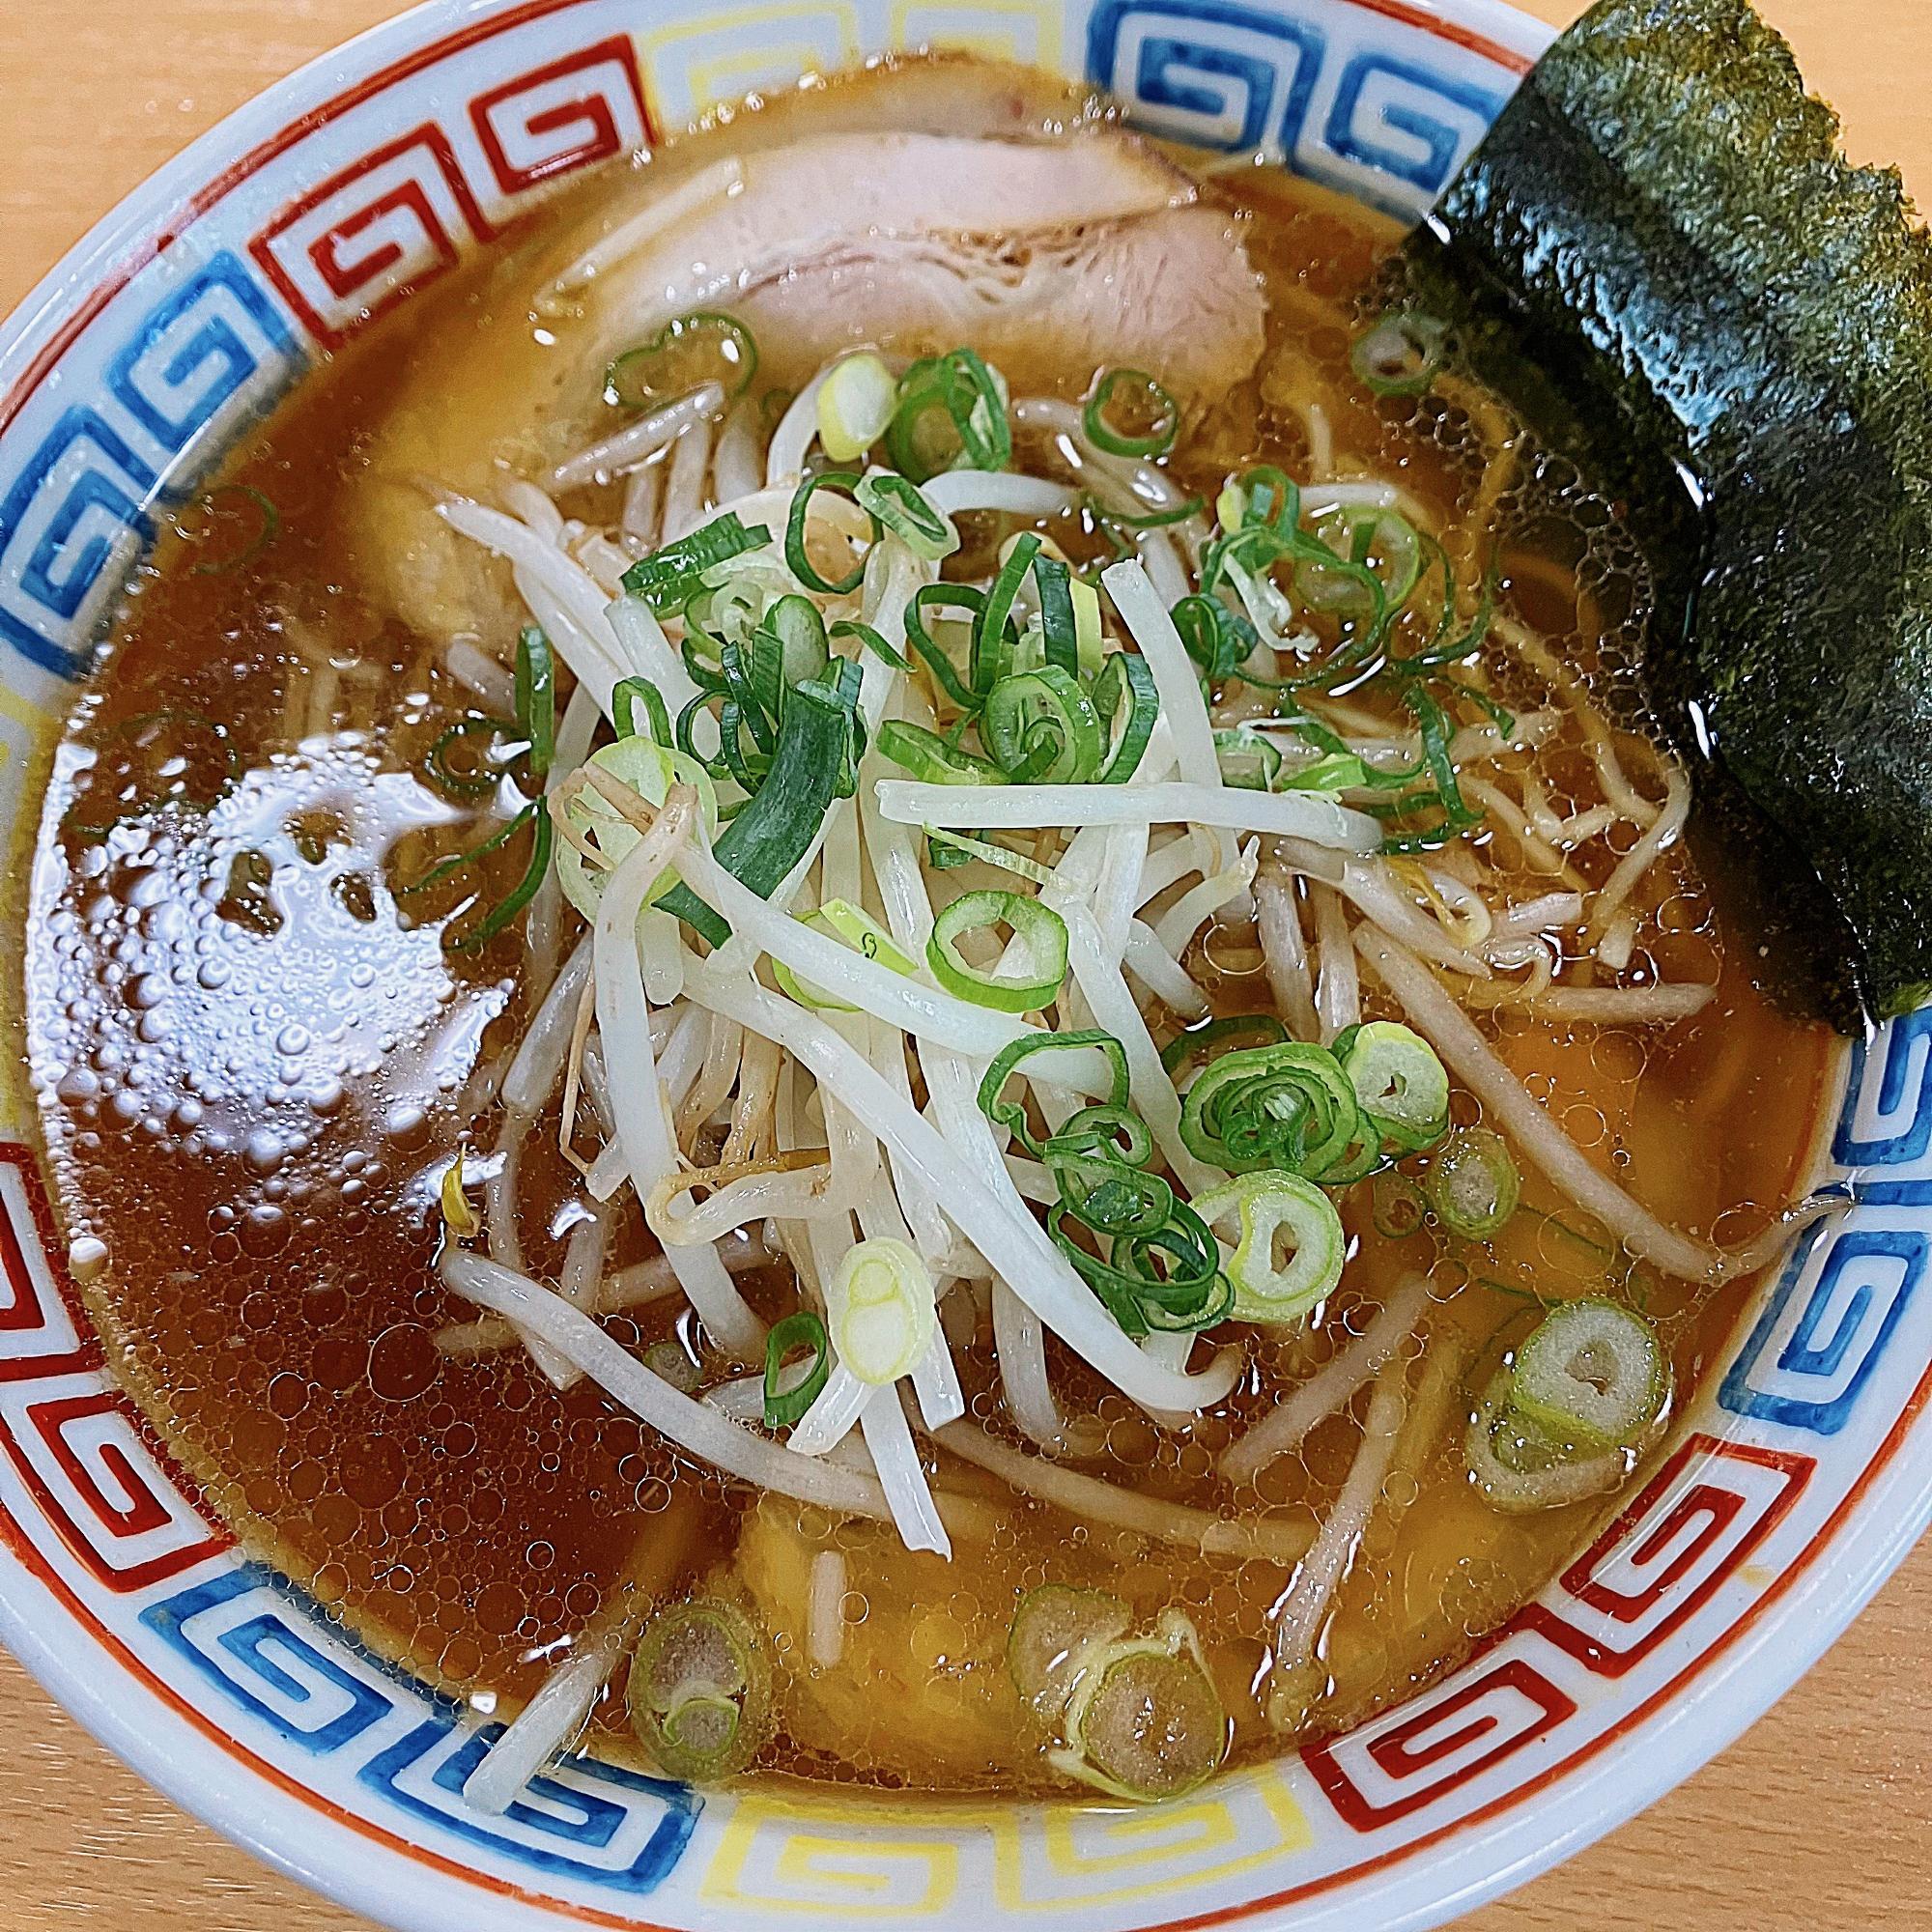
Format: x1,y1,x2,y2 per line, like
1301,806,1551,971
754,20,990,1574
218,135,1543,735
1401,0,1932,1029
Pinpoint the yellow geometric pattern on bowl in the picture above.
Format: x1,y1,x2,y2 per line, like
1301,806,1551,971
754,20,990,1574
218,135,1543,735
700,1763,1313,1915
887,0,1062,67
636,0,1067,124
638,0,866,124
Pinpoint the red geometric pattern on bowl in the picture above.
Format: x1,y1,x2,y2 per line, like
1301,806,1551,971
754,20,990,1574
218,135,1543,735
0,1146,230,1594
469,36,654,194
1303,1645,1578,1831
250,35,650,349
0,1144,99,1377
1513,1436,1813,1678
1302,1433,1818,1832
0,1381,232,1593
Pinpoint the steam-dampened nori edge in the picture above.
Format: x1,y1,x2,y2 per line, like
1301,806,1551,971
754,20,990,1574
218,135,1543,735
1402,0,1932,1030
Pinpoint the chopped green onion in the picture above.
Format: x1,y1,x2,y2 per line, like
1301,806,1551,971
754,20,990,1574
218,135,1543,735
1091,649,1159,783
981,667,1104,783
1510,1299,1669,1449
656,659,866,948
185,482,279,577
1159,1011,1290,1078
1220,464,1299,537
1298,506,1423,616
621,512,771,615
903,582,988,714
854,471,958,561
1008,1585,1130,1719
921,825,1057,885
629,1598,770,1781
1048,1197,1229,1336
783,470,873,596
816,353,895,463
514,626,555,779
555,735,717,921
1371,1168,1428,1239
1335,1020,1449,1151
1082,367,1179,460
1464,1367,1635,1515
1214,725,1283,791
1070,576,1104,677
1427,1126,1520,1237
888,348,1011,481
974,533,1040,696
1281,751,1371,792
1191,1170,1346,1322
400,801,554,952
1054,1103,1155,1171
762,593,831,691
1350,312,1445,397
978,1031,1129,1155
827,1236,937,1385
927,889,1067,1013
1086,491,1203,534
1178,1041,1366,1180
611,675,673,747
763,1311,832,1427
458,805,553,952
424,717,504,799
1049,1610,1227,1802
877,719,1005,784
1045,1128,1172,1237
608,311,757,407
772,897,918,1011
830,618,910,672
1032,554,1079,676
1171,590,1253,683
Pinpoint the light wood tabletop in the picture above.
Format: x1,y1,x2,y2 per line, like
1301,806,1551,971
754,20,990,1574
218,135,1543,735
1,0,1928,1926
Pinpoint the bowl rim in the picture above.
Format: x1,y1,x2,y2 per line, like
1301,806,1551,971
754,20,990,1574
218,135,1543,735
0,3,1927,1930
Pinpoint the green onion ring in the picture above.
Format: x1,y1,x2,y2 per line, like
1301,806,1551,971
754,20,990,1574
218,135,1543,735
612,675,674,747
831,618,910,672
1191,1170,1345,1322
607,311,758,407
187,482,279,577
514,626,555,779
763,1310,832,1428
927,889,1067,1013
973,533,1040,697
977,1031,1129,1153
1178,1040,1364,1179
1091,651,1159,783
1334,1019,1449,1151
1426,1126,1520,1238
877,719,1005,784
904,582,987,713
1350,312,1445,398
783,470,874,596
1159,1011,1290,1079
1083,368,1179,459
981,666,1104,783
853,471,959,561
423,717,504,799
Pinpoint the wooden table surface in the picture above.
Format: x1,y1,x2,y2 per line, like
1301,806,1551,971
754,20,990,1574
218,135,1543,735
1,0,1928,1925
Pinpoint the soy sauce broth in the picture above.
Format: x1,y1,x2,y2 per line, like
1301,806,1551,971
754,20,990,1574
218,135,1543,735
20,57,1840,1793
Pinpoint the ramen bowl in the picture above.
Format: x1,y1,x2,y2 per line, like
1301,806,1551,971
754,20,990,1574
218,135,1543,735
0,1,1925,1927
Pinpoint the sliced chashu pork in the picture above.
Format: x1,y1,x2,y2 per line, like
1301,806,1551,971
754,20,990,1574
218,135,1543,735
353,125,1265,641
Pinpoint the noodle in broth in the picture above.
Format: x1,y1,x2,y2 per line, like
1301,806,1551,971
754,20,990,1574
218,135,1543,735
22,57,1838,1801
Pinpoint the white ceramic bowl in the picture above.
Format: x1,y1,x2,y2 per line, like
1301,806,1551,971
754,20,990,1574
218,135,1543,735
0,2,1925,1928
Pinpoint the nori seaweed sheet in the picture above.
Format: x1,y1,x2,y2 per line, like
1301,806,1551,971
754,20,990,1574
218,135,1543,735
1402,0,1932,1030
